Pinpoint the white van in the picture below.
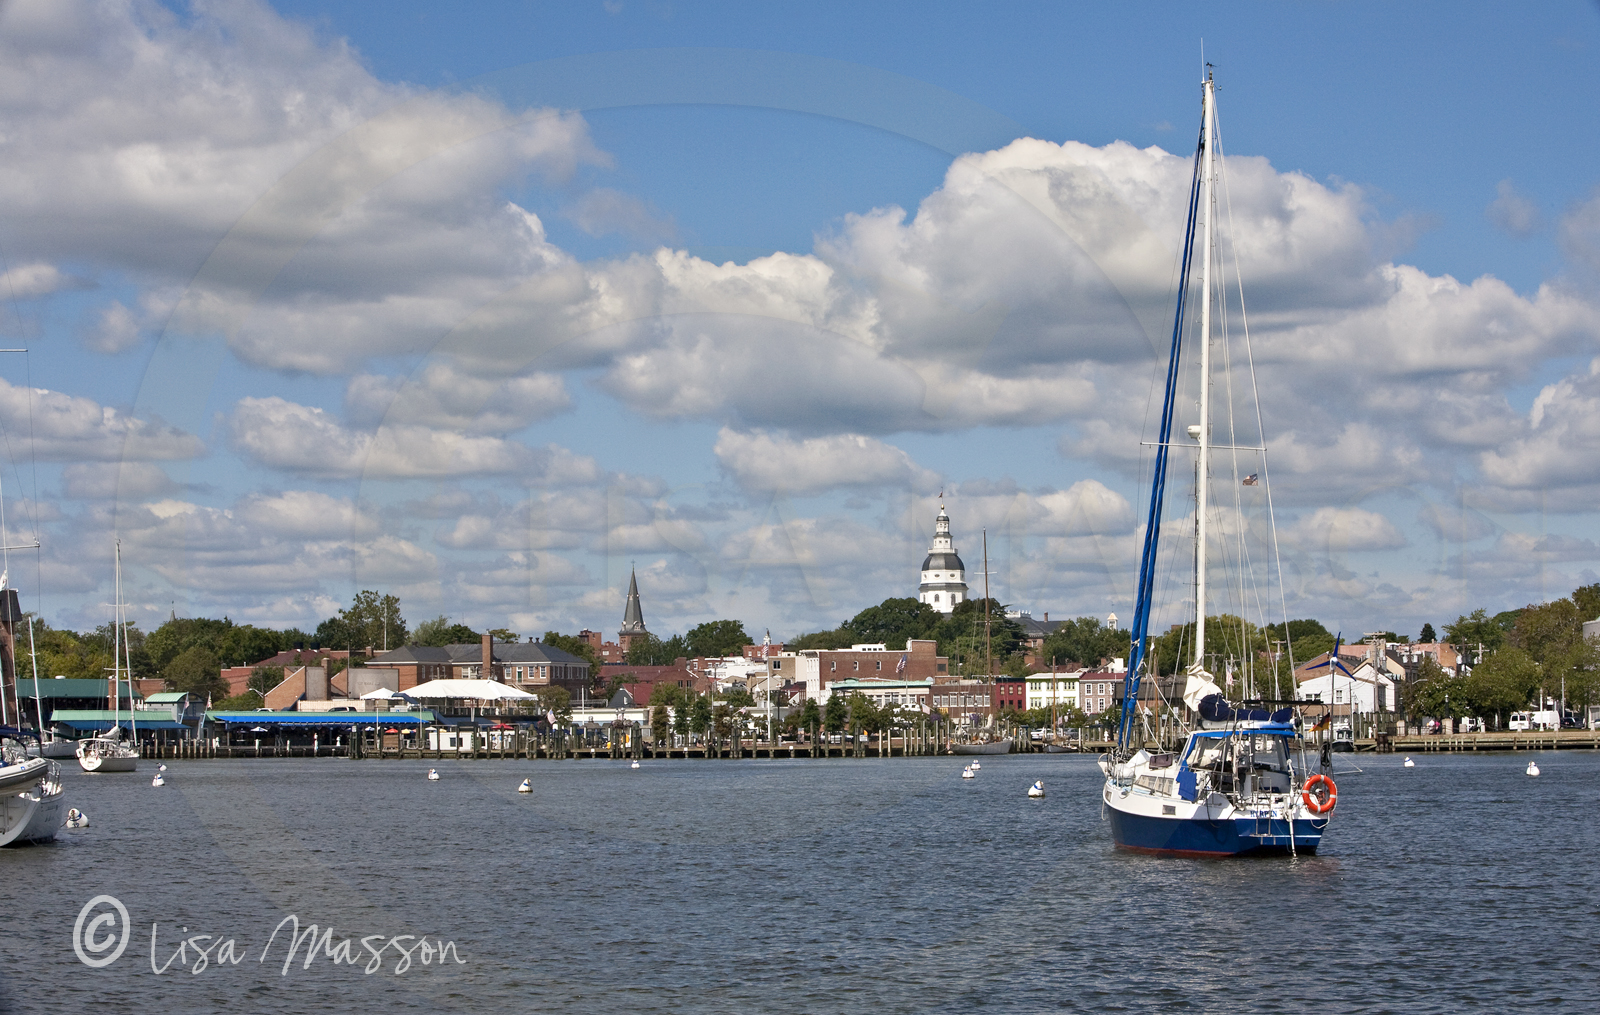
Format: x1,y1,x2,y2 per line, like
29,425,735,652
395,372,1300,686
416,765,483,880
1509,710,1560,732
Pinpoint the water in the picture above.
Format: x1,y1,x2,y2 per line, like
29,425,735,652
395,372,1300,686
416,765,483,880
3,751,1597,1014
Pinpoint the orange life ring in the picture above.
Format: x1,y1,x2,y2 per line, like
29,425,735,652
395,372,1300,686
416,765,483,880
1301,773,1337,815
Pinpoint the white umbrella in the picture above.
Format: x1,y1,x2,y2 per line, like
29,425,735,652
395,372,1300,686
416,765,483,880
403,679,538,701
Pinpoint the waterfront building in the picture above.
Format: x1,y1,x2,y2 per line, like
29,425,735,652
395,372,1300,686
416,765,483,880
823,677,934,711
917,505,968,614
15,676,136,728
792,639,948,703
371,636,589,696
994,676,1026,712
927,679,994,725
1024,671,1081,713
1078,661,1127,715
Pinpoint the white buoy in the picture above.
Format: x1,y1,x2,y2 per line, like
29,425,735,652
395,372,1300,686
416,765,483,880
427,768,440,781
1526,760,1540,777
961,765,975,779
630,760,640,769
151,773,164,787
970,761,982,770
1027,780,1045,798
1403,757,1415,768
158,763,168,772
517,778,532,793
64,808,89,828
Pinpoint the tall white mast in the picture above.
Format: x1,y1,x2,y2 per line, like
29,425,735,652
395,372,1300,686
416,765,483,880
1192,70,1216,674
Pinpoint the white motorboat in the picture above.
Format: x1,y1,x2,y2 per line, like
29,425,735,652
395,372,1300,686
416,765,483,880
0,744,65,846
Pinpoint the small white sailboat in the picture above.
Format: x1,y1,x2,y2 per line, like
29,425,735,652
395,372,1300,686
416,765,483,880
1027,780,1045,798
77,542,140,774
517,778,532,793
1526,759,1540,777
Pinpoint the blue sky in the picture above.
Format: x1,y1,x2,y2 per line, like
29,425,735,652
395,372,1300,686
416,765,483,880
2,0,1598,645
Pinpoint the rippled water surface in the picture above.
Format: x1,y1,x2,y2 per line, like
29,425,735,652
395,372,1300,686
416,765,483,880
3,750,1597,1014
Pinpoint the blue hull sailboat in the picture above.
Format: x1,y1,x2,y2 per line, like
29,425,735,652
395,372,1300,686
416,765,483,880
1100,68,1335,857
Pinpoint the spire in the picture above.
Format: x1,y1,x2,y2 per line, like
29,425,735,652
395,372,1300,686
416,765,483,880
619,567,647,636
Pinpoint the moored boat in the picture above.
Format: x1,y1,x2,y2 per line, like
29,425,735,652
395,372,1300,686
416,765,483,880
1099,67,1333,857
952,738,1012,755
0,742,65,846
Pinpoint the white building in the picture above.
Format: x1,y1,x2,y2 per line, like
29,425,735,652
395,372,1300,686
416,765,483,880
1024,672,1080,712
824,678,934,711
918,505,968,614
1296,659,1398,715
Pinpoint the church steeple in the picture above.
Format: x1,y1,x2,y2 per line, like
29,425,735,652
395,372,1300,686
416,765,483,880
619,566,647,647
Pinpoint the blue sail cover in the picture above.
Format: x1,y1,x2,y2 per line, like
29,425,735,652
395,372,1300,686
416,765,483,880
1118,127,1207,753
1196,695,1294,725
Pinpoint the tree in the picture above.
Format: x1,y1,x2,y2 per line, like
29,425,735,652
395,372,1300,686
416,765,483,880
1461,647,1540,722
1261,619,1335,673
1419,623,1437,643
843,597,938,649
688,695,713,738
1510,599,1581,665
932,598,1024,674
823,694,848,733
530,685,571,724
333,590,407,651
413,616,479,647
651,703,671,745
626,632,690,665
845,692,876,732
686,620,753,659
1040,616,1127,669
796,698,821,733
247,665,285,696
1444,608,1508,659
487,627,519,644
787,628,855,651
164,645,225,701
719,685,757,708
1574,583,1600,622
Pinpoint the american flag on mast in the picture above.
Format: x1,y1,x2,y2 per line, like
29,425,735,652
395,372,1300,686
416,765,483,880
896,653,907,675
1242,474,1259,486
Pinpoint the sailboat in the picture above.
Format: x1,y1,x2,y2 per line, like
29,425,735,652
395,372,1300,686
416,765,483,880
952,528,1012,755
0,579,65,843
77,541,140,773
1099,68,1333,856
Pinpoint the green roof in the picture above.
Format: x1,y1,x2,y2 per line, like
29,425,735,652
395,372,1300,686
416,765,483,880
17,678,134,700
144,692,194,703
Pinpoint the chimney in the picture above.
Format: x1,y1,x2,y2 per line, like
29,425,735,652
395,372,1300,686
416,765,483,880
1043,613,1048,622
482,633,493,681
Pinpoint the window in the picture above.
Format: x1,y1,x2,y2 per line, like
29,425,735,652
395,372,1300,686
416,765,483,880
830,662,836,672
934,594,941,603
875,661,882,671
853,661,859,671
